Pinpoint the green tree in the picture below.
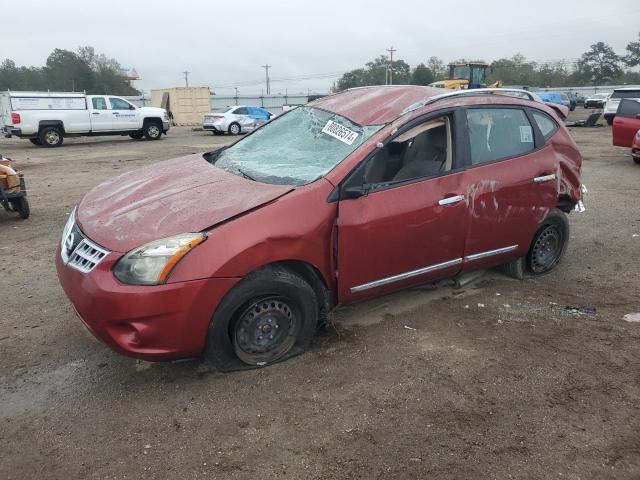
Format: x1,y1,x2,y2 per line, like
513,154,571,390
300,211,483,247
427,56,446,80
578,42,622,84
334,55,411,91
411,63,434,85
44,48,95,92
624,32,640,67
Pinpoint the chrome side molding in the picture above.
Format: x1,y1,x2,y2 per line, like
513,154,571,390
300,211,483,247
350,258,463,293
464,245,518,262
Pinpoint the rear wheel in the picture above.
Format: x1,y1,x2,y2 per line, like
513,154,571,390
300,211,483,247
29,138,42,146
143,122,162,140
205,265,318,371
228,122,241,135
502,209,569,279
39,126,63,147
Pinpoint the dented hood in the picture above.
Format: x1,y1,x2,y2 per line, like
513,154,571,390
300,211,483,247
76,154,293,252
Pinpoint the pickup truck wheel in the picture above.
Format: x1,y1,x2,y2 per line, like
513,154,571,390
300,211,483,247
228,122,241,135
205,265,318,371
29,138,42,146
143,122,162,140
129,131,144,140
39,126,63,147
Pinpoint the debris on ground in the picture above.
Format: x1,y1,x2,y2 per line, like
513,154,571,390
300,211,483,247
623,313,640,323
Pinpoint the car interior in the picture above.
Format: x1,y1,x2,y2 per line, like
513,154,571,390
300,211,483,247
363,117,452,186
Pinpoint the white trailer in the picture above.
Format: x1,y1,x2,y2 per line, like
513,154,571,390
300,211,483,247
1,91,170,147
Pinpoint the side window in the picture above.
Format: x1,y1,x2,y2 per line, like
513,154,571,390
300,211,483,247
466,108,534,165
617,99,640,118
91,97,108,110
531,110,559,140
363,117,452,187
109,97,133,110
233,107,249,115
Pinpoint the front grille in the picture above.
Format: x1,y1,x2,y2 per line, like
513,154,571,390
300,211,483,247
61,217,110,273
67,238,109,273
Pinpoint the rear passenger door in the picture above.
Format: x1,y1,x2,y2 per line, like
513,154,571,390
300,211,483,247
460,106,559,270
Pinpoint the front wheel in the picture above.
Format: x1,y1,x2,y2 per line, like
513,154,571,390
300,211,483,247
205,266,318,371
143,122,162,140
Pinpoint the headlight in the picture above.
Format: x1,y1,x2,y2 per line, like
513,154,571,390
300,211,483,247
114,233,206,285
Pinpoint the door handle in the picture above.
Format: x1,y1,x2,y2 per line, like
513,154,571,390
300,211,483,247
533,174,556,183
91,112,100,115
112,112,120,115
438,194,465,206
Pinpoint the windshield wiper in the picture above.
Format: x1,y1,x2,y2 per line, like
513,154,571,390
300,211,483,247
236,167,256,181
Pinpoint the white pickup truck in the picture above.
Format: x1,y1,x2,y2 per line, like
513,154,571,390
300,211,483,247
1,91,170,147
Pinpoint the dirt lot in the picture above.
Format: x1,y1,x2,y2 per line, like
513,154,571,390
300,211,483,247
1,111,639,479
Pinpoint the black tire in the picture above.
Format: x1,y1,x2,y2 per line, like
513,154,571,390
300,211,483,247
204,265,318,371
129,131,144,140
29,138,42,146
526,209,569,276
38,126,63,147
606,117,613,126
9,197,30,219
502,209,569,279
228,122,241,135
143,122,162,140
633,157,640,165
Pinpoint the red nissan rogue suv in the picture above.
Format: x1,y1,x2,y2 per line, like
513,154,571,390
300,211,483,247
56,86,584,370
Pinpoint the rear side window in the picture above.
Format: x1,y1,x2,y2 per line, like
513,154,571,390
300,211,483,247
466,108,535,165
531,110,559,140
233,107,249,115
611,90,640,99
91,97,108,110
617,99,640,118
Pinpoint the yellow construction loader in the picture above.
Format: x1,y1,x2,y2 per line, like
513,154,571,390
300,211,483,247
430,62,502,90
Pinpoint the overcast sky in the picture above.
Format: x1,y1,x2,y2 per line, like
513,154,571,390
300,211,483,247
5,0,639,95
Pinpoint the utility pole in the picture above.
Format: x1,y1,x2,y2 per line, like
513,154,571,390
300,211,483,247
262,64,271,95
183,71,190,88
386,46,396,85
234,87,239,102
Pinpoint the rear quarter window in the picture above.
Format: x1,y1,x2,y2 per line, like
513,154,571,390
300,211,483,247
531,110,559,141
616,99,640,118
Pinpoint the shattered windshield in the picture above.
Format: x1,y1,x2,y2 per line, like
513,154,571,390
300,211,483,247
208,106,382,186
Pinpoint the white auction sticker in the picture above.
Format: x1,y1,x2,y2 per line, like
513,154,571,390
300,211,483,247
322,120,359,145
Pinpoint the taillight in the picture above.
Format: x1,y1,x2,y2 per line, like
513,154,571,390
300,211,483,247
11,112,21,124
213,115,225,119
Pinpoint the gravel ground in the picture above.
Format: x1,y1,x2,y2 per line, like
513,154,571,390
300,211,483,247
0,111,639,479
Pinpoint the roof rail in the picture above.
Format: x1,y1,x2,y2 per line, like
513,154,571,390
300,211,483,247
401,88,542,115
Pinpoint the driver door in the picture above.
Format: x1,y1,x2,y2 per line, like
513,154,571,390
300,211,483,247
336,112,469,303
108,96,139,130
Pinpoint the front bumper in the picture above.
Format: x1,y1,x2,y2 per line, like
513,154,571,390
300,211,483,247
56,245,239,360
585,101,604,108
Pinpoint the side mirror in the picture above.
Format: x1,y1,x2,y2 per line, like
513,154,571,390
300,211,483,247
342,185,367,199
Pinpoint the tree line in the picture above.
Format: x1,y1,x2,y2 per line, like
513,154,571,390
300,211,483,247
0,46,139,95
334,33,640,91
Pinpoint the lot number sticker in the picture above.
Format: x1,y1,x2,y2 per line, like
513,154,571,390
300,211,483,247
322,120,359,145
519,125,533,143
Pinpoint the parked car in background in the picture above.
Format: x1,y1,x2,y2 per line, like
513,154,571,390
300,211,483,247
612,98,640,163
537,92,573,111
568,92,585,107
56,85,584,370
604,87,640,126
202,106,274,135
584,93,610,109
1,91,169,147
